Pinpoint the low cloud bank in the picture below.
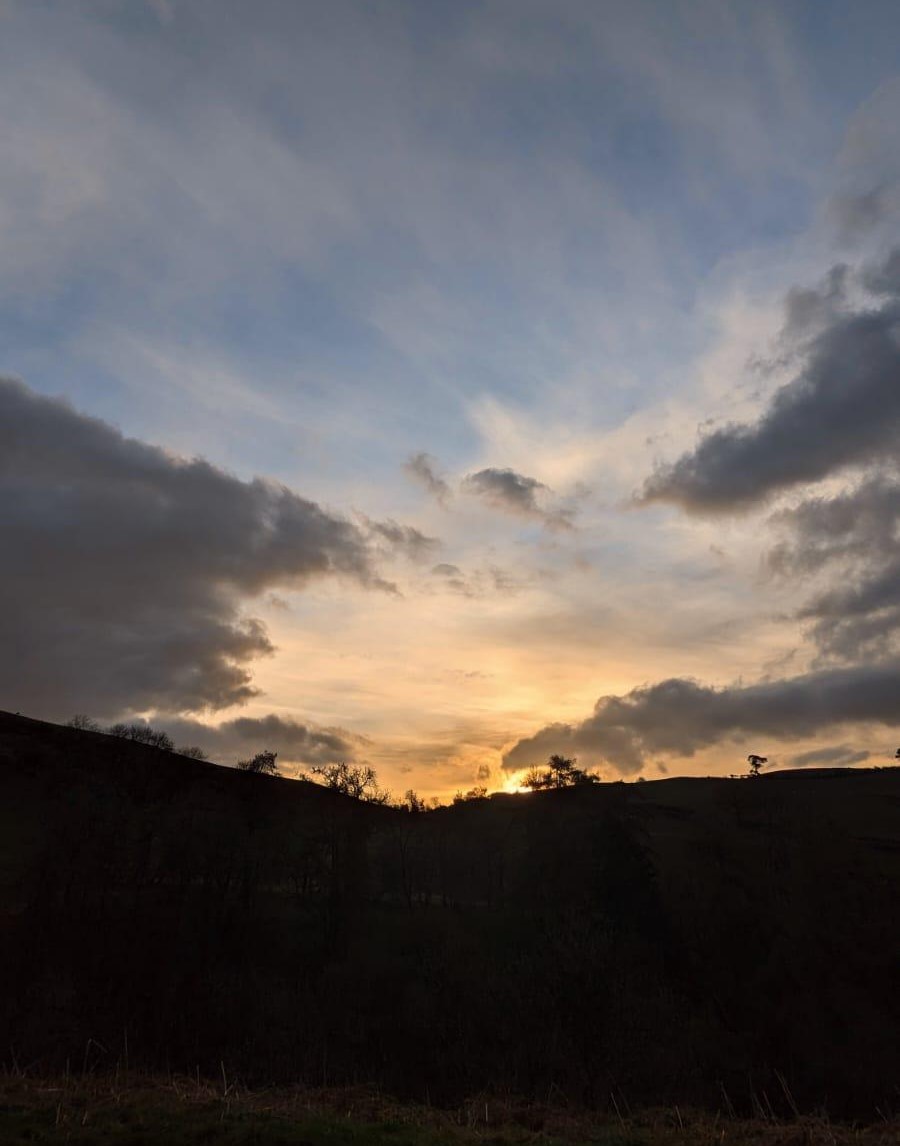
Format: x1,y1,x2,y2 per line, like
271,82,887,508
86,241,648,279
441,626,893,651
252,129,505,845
503,661,900,775
161,713,364,767
788,744,871,768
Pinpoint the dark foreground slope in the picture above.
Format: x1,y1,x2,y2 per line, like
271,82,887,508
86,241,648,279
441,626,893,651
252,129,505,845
1,712,898,1118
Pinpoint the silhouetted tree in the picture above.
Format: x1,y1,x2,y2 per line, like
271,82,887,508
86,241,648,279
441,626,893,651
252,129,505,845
107,722,174,751
453,786,488,803
308,761,390,803
178,745,208,760
237,750,278,775
747,753,767,777
525,754,599,789
67,714,101,732
400,788,427,813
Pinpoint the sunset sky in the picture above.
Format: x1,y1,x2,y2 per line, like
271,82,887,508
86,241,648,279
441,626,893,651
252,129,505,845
3,0,900,797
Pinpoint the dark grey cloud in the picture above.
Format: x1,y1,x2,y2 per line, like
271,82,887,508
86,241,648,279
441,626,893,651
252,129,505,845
160,713,363,768
780,264,849,341
464,467,544,513
642,253,900,512
798,566,900,662
403,452,451,506
862,247,900,296
503,660,900,776
462,467,573,530
627,256,900,770
0,377,393,719
769,475,900,574
788,744,870,768
769,475,900,661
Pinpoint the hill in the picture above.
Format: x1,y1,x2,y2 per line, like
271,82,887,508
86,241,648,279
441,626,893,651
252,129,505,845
1,710,899,1119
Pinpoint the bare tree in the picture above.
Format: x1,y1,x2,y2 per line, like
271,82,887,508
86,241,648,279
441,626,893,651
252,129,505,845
178,745,209,761
307,761,390,803
67,714,101,732
237,750,278,775
107,722,174,751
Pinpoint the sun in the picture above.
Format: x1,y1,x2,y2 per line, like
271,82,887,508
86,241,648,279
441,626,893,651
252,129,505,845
500,770,533,794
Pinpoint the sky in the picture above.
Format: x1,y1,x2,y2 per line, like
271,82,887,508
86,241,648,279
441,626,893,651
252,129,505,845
3,0,900,797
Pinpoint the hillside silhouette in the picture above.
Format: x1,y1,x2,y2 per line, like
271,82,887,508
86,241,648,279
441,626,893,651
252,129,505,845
2,710,899,1119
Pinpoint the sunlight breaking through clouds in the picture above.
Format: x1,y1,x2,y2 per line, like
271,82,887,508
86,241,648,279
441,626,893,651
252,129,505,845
4,0,900,795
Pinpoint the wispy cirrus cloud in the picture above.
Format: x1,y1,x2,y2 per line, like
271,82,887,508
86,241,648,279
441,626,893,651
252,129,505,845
403,452,452,507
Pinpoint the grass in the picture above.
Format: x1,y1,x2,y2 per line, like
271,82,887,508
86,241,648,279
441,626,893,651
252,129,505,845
0,1074,897,1146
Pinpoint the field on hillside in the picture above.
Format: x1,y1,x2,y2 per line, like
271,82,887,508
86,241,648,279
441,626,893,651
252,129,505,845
2,711,899,1122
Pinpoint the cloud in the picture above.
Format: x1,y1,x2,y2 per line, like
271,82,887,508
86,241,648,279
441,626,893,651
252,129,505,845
462,467,574,530
788,744,870,768
502,660,900,775
159,713,363,768
429,561,523,598
641,253,900,512
828,186,894,244
862,247,900,295
826,78,900,247
429,561,472,596
605,251,900,776
0,377,394,719
358,515,439,562
464,467,543,514
768,475,900,662
403,452,452,506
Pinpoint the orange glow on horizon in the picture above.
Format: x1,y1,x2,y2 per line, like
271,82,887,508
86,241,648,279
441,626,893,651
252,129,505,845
500,770,532,794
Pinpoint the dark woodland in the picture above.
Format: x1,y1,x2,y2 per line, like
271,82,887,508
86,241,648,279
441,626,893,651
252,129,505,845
1,711,898,1120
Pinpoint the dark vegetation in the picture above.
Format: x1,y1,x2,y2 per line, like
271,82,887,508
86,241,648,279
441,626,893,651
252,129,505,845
1,711,899,1123
522,753,600,790
3,1076,897,1146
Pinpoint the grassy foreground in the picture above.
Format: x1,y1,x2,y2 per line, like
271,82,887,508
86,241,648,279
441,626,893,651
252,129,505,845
0,1076,897,1146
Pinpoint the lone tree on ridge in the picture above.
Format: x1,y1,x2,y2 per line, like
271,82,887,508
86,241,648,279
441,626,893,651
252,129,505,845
747,753,767,777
